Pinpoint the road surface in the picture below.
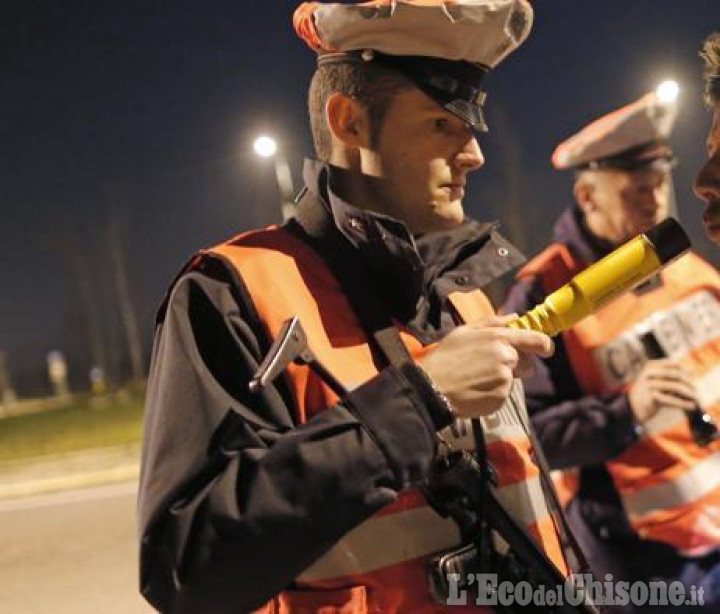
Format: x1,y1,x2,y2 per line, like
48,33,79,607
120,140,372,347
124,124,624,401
0,482,155,614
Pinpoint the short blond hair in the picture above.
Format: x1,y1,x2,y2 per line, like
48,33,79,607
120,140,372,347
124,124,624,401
700,32,720,106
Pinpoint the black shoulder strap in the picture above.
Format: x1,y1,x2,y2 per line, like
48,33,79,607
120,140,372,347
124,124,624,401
511,386,594,577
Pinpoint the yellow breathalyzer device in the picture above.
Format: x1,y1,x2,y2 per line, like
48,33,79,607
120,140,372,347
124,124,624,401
508,218,691,337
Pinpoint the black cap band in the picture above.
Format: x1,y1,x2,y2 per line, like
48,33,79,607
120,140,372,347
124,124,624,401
318,50,489,131
576,140,676,172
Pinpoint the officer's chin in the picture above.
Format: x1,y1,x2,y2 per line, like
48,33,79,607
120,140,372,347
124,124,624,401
437,204,465,230
704,221,720,246
417,208,464,235
631,215,661,238
703,204,720,246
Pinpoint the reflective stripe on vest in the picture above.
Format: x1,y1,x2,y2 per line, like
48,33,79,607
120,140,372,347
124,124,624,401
209,227,566,612
522,244,720,555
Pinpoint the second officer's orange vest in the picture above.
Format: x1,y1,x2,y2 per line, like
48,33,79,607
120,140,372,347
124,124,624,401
519,244,720,556
209,226,568,614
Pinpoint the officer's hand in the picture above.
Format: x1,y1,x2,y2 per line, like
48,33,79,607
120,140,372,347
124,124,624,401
628,359,699,423
418,316,554,419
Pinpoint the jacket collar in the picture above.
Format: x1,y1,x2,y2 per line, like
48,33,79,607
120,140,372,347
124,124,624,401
553,205,616,265
295,159,525,330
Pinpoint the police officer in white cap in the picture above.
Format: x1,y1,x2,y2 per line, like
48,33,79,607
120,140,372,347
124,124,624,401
506,93,720,611
138,2,595,612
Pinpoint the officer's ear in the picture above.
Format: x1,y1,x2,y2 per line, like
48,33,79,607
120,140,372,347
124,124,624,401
573,173,598,214
326,92,371,150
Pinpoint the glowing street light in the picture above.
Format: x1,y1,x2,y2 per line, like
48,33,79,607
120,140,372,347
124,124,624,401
654,79,680,220
253,135,278,158
655,79,679,104
252,134,295,221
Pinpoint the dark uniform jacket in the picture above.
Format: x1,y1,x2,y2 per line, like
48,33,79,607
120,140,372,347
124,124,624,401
138,159,524,613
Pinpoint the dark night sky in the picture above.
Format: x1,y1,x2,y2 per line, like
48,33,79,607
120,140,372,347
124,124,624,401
2,1,719,393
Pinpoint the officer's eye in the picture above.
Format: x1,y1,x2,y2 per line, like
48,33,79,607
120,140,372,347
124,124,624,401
433,117,450,131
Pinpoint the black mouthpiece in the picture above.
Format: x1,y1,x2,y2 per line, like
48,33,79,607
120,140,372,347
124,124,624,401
643,217,691,264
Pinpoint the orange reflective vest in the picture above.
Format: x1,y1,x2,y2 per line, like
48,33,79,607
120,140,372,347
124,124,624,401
209,226,568,613
518,245,720,556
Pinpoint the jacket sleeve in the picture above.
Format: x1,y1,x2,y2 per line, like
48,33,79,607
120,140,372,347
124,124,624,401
138,258,443,614
503,277,639,470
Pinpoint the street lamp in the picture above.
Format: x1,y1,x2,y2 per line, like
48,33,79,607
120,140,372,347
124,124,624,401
655,79,679,104
252,135,295,221
253,136,277,158
654,79,680,220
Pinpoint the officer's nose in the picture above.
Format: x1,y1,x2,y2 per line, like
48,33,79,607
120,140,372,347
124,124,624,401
454,133,484,172
694,154,720,204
